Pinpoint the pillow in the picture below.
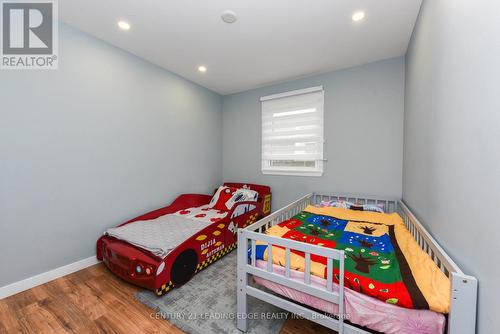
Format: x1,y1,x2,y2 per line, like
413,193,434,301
319,200,385,213
209,186,259,211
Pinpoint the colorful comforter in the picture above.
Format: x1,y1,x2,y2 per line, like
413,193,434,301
253,206,450,313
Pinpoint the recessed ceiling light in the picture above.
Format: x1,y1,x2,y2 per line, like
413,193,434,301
352,11,366,22
198,65,207,73
118,21,131,30
221,10,237,24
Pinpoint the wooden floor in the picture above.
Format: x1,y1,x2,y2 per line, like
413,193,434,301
0,263,335,334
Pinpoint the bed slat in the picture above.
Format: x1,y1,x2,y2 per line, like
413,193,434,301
339,250,345,334
326,258,333,292
285,248,291,278
251,239,256,267
305,252,311,285
267,243,273,272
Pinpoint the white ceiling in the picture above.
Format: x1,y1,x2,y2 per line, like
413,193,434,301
60,0,422,95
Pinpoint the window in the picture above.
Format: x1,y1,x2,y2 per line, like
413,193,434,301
261,86,324,176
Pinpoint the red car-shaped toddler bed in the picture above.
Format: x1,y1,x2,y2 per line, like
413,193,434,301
96,183,271,295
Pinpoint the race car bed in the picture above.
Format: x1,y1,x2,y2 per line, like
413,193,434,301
96,183,271,295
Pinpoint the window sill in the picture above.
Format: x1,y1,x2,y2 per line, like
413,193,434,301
262,170,323,177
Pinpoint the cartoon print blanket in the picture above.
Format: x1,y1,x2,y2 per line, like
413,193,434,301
253,206,450,313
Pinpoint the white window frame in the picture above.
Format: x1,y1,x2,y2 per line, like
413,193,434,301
261,86,324,177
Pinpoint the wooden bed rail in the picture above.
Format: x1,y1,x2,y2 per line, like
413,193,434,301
311,193,399,214
397,201,477,334
397,201,461,276
237,228,346,334
246,193,312,233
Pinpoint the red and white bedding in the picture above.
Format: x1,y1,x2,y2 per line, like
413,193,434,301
172,204,228,223
105,205,227,258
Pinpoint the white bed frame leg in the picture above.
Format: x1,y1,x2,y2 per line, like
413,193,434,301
448,272,478,334
237,229,248,332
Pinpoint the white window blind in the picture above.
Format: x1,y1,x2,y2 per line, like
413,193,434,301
261,86,324,176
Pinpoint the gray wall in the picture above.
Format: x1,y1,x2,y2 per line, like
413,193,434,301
0,24,222,287
403,1,500,333
222,58,405,209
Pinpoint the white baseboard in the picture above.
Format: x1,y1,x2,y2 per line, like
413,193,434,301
0,256,101,300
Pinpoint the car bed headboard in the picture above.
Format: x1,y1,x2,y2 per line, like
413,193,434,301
223,183,270,199
223,182,272,215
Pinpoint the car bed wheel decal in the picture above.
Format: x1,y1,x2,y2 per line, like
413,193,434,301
155,242,238,297
170,249,198,287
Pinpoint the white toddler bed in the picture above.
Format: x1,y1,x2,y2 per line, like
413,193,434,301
236,193,478,334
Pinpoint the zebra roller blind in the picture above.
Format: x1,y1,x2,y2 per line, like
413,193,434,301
261,86,324,176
